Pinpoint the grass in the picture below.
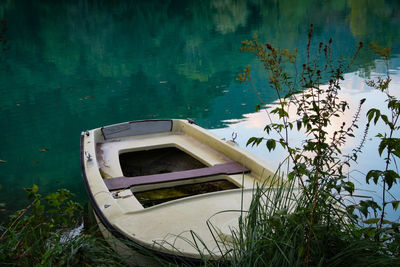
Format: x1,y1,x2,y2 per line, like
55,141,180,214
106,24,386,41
178,172,399,266
0,186,128,266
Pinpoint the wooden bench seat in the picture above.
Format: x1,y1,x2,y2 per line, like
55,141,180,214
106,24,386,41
104,161,249,191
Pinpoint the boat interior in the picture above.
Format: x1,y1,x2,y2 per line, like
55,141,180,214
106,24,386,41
118,147,240,207
119,147,206,177
94,120,252,208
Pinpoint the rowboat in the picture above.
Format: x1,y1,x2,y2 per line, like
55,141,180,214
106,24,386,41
80,119,276,265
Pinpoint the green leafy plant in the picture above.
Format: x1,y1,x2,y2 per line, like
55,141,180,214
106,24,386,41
234,25,399,266
361,43,400,253
0,185,126,266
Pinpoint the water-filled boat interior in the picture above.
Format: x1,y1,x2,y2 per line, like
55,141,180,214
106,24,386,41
118,147,240,207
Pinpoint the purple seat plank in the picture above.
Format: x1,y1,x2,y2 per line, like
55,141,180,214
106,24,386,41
104,161,249,191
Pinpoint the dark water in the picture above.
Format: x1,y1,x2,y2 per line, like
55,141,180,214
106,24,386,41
0,0,400,216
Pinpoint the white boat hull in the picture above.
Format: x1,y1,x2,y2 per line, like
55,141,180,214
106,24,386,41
80,119,276,263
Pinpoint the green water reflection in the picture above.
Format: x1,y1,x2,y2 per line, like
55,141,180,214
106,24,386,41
0,0,399,215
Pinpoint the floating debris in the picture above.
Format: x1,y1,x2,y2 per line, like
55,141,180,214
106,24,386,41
159,81,168,84
39,148,48,152
32,161,38,164
0,159,6,163
223,90,229,93
79,96,95,101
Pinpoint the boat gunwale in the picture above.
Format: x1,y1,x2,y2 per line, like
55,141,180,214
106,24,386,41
101,119,173,140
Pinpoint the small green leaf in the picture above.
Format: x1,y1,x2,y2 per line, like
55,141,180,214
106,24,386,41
393,141,400,158
246,137,256,147
358,203,369,218
367,109,374,122
381,219,396,225
342,181,355,195
366,170,382,184
32,184,39,193
380,114,389,125
363,218,380,224
266,139,276,151
391,201,400,211
378,139,389,156
247,137,263,147
383,170,400,190
296,120,302,130
375,110,380,124
264,125,271,134
367,108,381,124
346,205,356,215
358,200,381,218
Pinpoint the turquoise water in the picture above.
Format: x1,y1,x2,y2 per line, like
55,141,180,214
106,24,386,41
0,0,400,216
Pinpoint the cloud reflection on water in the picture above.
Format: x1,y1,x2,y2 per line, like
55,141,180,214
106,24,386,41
212,59,400,221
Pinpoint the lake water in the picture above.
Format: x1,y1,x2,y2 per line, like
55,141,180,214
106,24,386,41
0,0,399,219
